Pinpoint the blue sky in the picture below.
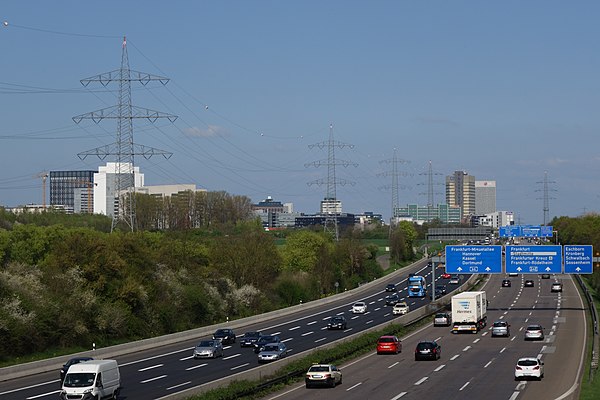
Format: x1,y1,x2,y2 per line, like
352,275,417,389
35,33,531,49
1,1,599,224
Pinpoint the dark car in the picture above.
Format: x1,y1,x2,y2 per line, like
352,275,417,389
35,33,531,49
385,283,397,292
239,331,262,347
502,279,511,287
254,334,281,353
213,328,236,345
415,341,441,361
60,357,93,383
327,316,347,330
524,280,535,287
435,285,447,295
385,294,400,306
541,274,551,279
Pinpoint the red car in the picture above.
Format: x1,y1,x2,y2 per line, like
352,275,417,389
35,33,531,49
377,335,402,354
441,273,451,279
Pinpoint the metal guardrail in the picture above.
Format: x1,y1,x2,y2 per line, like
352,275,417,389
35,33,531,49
574,274,599,381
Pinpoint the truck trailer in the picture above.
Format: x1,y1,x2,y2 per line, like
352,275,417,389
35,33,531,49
451,291,487,334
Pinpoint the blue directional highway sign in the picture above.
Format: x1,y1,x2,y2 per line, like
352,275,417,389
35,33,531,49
445,245,502,274
505,245,562,274
564,245,593,274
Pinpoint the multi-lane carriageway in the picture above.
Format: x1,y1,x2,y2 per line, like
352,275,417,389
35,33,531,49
0,261,587,400
264,274,586,400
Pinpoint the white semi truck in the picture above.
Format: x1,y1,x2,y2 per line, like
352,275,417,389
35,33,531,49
451,291,487,334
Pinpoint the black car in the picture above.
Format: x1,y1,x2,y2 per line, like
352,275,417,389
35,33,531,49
385,294,400,306
502,279,511,287
524,280,535,287
541,274,550,279
253,334,281,353
385,283,396,292
415,341,441,361
60,357,93,382
429,287,445,300
213,328,236,345
239,331,262,347
327,315,347,330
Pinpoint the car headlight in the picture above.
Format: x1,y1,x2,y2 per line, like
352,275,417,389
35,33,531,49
83,388,93,394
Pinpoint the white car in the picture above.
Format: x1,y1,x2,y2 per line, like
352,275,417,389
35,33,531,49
393,302,409,315
515,357,544,380
352,301,367,314
551,282,563,292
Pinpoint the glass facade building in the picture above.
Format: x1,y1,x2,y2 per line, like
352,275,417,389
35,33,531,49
49,170,96,213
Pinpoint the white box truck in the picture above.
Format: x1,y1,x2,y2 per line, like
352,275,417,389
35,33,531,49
60,359,121,400
451,291,487,334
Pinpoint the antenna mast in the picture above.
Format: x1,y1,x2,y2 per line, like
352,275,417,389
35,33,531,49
73,37,177,232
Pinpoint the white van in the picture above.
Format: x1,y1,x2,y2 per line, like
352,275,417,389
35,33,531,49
60,359,121,400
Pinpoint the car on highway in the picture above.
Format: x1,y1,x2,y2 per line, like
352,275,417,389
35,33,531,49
254,334,281,353
491,320,511,337
193,340,224,359
524,324,545,341
393,302,409,315
551,282,563,292
327,315,348,330
239,331,262,347
385,294,400,306
60,357,94,383
515,357,544,380
212,328,236,345
352,301,367,314
433,312,451,327
541,273,551,279
415,340,441,360
441,272,452,279
377,335,402,354
449,275,460,284
305,364,342,388
385,283,397,292
524,279,535,287
257,342,288,363
502,279,511,287
435,284,447,295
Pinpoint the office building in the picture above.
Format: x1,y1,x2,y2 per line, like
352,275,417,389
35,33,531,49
475,180,496,215
446,171,476,219
94,162,144,217
49,170,96,214
395,204,462,224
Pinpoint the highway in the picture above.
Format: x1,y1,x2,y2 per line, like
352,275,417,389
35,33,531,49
263,273,586,400
0,259,456,400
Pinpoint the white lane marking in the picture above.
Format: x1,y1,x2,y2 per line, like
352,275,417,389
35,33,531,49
463,346,471,352
180,355,194,361
141,375,167,383
366,319,374,324
388,361,400,369
484,360,493,368
139,364,163,371
459,381,470,391
414,377,428,385
511,336,516,341
301,331,314,336
473,338,480,344
231,363,250,370
185,363,208,371
481,331,489,336
282,338,293,343
434,364,445,372
509,391,520,400
315,337,327,343
390,393,408,400
500,347,506,353
451,354,460,360
307,321,317,325
166,381,191,390
26,391,61,400
346,382,362,391
223,354,241,360
369,301,376,305
435,336,442,342
289,326,300,331
375,307,382,311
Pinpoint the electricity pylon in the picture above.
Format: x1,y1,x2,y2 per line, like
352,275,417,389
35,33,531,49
73,37,177,232
305,124,357,241
536,171,557,225
378,148,411,226
418,160,443,222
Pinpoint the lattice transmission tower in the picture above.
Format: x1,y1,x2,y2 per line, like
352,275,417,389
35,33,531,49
305,124,357,241
536,171,557,225
418,160,443,222
377,148,411,226
73,37,177,232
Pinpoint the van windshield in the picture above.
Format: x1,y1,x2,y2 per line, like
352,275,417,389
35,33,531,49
63,372,96,387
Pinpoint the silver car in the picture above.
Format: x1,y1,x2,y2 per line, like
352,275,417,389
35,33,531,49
193,340,224,359
491,320,510,337
524,324,544,341
257,343,287,363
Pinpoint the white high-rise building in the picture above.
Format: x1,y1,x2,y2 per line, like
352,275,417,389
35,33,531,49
475,180,496,215
93,162,144,217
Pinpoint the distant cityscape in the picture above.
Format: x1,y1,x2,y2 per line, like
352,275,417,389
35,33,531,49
5,163,514,231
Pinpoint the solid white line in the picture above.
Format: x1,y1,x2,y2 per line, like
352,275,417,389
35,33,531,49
139,364,163,371
166,381,191,390
346,382,362,391
185,363,207,371
141,375,167,383
414,377,428,385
